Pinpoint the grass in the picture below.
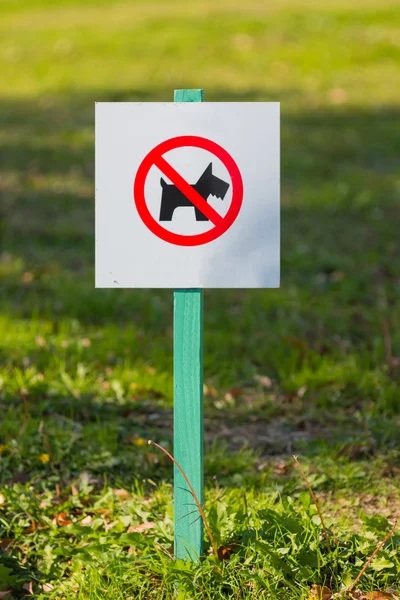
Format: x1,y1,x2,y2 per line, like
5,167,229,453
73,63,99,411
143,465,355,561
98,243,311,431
0,0,400,597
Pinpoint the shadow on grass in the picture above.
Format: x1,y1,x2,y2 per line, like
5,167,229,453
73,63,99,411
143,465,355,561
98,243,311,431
1,87,400,491
1,87,399,317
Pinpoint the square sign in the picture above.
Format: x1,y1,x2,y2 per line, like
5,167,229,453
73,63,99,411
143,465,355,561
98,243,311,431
95,102,280,288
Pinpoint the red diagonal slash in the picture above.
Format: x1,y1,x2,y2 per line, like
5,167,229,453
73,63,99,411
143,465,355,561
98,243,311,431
154,155,224,226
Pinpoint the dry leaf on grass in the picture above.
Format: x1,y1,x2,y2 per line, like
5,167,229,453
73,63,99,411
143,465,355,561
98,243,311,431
309,585,332,599
23,582,34,594
253,374,273,388
203,383,218,397
24,520,37,534
80,515,92,526
127,522,156,533
0,538,14,551
53,512,72,527
274,460,292,475
104,520,119,532
113,488,131,499
0,592,12,599
217,544,239,560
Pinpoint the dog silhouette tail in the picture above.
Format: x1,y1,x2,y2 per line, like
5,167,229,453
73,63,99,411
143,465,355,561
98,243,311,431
196,162,212,184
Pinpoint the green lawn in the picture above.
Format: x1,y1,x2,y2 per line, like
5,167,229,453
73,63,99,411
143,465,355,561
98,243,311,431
0,0,400,598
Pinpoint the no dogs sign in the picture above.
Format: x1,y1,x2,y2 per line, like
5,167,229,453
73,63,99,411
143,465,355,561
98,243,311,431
95,103,280,288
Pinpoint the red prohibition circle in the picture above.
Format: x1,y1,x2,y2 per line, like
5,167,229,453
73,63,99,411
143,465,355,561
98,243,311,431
133,135,243,246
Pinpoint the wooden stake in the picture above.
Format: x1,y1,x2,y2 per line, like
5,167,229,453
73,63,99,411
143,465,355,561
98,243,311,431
173,89,204,561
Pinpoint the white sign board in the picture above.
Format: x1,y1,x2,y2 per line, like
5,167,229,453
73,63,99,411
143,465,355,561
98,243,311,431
95,103,280,288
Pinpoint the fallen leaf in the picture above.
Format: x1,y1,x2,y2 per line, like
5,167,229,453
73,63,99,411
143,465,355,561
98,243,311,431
71,484,79,496
226,387,242,398
0,494,5,505
23,582,34,594
127,522,156,533
104,519,119,532
254,374,273,388
80,515,92,526
0,591,12,599
113,488,131,499
54,512,72,527
96,508,111,516
203,383,218,397
42,584,54,592
0,538,14,551
274,461,291,476
24,520,37,534
309,585,332,599
217,543,238,560
297,385,307,398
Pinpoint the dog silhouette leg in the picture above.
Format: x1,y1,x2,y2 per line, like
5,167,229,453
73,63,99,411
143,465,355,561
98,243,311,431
159,178,177,221
194,207,209,221
159,201,176,221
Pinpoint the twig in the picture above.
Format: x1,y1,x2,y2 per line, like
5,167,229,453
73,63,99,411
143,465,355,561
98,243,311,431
293,455,331,552
148,440,219,562
347,519,397,593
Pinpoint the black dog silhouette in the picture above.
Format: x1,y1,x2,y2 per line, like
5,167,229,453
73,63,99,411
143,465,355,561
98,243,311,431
159,163,229,221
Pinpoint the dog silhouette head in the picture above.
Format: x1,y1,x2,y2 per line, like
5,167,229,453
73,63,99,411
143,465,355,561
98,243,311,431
159,162,230,221
195,163,229,200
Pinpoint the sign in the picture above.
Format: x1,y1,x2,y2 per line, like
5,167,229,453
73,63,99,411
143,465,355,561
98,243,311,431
95,102,280,288
134,135,243,247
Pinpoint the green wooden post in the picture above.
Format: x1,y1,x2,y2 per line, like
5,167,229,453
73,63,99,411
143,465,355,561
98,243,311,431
173,88,204,561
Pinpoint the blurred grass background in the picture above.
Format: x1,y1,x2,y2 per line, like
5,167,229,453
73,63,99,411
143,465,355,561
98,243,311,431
0,0,400,596
1,0,400,474
1,0,400,471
